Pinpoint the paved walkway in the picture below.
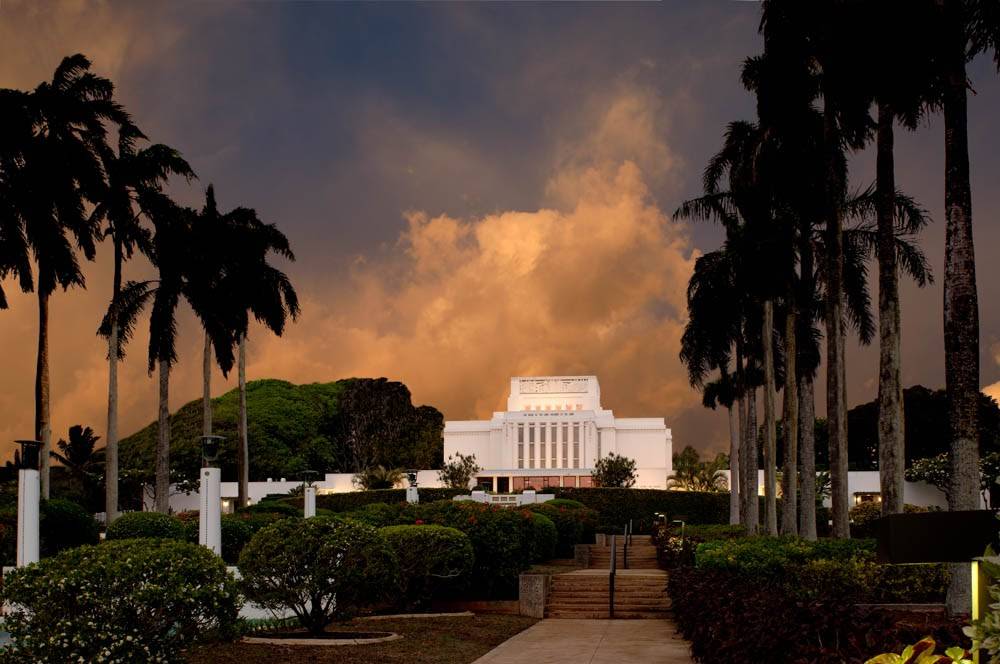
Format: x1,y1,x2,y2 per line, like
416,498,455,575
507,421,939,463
471,618,693,664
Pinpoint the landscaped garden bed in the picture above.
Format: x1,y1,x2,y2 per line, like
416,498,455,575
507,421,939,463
185,615,537,664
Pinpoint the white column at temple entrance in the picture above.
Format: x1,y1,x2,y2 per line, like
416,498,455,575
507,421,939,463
15,440,41,567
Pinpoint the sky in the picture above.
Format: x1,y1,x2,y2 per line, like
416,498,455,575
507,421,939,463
1,0,999,462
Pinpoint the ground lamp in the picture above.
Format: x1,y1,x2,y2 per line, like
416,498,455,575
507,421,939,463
406,469,419,504
875,510,999,663
199,435,225,556
14,439,41,567
301,470,318,518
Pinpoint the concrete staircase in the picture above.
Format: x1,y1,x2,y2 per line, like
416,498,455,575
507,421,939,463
545,570,670,619
587,537,660,570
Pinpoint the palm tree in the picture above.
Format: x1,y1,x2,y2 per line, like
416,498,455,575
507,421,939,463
222,206,299,508
93,125,194,523
934,0,999,616
0,55,127,498
51,424,101,483
106,202,236,512
702,376,741,524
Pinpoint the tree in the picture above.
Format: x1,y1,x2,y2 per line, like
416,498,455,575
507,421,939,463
353,465,405,490
51,425,101,483
702,376,740,524
592,453,637,488
107,203,236,512
667,446,728,492
933,0,1000,614
0,55,127,498
210,195,299,508
92,125,194,523
905,451,999,509
437,453,480,489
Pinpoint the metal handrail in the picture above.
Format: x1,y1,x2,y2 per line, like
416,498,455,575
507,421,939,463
609,533,617,618
622,521,630,570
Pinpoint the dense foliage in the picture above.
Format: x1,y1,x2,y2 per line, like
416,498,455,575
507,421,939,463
105,510,185,541
548,487,733,532
238,516,399,635
379,524,474,609
591,453,637,488
119,378,445,484
668,536,963,663
525,502,597,557
524,511,557,562
311,487,467,512
668,446,728,492
0,498,100,565
1,539,238,663
438,452,481,489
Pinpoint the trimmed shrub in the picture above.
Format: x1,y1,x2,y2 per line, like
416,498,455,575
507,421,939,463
106,511,185,541
403,500,529,598
524,511,557,562
0,499,101,565
310,488,467,513
526,502,597,557
38,498,101,557
238,499,300,517
379,525,474,608
345,502,407,528
238,516,399,635
695,536,875,578
550,487,731,532
545,498,587,510
1,539,238,663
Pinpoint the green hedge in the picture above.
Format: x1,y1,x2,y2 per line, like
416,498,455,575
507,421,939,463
525,511,557,562
0,499,101,566
550,488,732,532
106,511,186,541
308,488,467,512
526,503,597,557
379,524,474,609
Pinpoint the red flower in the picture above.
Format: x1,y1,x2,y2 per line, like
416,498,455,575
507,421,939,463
415,519,425,525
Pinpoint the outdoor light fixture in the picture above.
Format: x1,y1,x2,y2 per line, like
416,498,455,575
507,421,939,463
14,439,41,470
200,435,224,467
406,469,418,488
301,469,318,487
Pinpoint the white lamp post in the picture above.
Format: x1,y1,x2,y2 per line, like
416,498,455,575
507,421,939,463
406,470,419,504
14,439,41,567
199,435,224,556
302,470,317,518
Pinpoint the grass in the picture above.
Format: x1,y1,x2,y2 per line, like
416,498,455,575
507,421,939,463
185,615,538,664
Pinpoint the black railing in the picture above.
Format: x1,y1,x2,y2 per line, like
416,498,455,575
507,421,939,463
609,533,617,618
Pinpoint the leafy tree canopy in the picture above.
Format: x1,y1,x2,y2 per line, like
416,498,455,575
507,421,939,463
119,377,444,484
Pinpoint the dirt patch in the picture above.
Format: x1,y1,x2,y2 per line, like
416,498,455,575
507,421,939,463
186,615,538,664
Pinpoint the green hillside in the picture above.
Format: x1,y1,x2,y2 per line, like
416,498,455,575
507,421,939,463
119,378,444,484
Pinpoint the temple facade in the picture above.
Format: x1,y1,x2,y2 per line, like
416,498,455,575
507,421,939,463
443,376,672,491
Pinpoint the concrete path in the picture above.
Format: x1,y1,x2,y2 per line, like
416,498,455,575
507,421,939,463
471,618,693,664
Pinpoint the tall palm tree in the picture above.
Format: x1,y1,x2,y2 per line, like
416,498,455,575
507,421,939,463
93,125,194,522
1,55,127,498
702,375,741,524
215,202,299,508
933,0,999,616
106,202,236,512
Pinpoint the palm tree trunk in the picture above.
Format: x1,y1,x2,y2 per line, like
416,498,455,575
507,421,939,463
105,242,123,523
942,1,979,614
203,330,213,437
728,403,740,525
798,372,817,540
746,386,759,533
781,291,798,535
735,343,752,529
35,289,52,499
155,360,171,513
823,101,850,539
237,333,249,508
876,104,905,516
762,300,778,535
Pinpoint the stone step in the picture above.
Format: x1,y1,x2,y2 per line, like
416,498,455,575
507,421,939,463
547,600,670,609
546,610,671,619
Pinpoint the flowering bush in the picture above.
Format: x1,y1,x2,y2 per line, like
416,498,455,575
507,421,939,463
1,539,238,663
238,516,399,635
379,524,474,608
106,510,185,541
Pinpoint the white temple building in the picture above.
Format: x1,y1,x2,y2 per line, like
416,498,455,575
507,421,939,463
443,376,673,491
